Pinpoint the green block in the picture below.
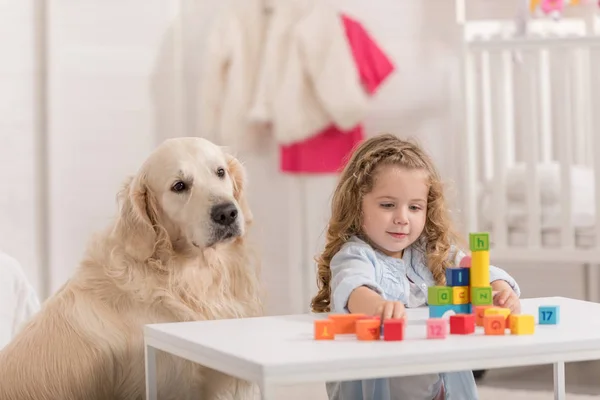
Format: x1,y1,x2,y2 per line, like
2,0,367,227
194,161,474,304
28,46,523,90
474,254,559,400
428,286,452,305
471,286,493,306
469,232,490,251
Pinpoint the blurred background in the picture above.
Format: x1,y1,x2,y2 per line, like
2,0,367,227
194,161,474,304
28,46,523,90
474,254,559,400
2,0,600,397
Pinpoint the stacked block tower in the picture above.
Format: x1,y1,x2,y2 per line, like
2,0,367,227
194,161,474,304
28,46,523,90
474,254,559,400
428,232,493,318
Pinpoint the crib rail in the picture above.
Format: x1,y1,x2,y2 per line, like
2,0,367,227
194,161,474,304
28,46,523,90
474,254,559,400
459,18,600,262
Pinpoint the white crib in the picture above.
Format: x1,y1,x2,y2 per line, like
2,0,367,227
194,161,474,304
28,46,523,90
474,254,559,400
455,7,600,275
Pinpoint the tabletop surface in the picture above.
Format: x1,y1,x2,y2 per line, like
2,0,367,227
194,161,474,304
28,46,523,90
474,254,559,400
144,297,600,382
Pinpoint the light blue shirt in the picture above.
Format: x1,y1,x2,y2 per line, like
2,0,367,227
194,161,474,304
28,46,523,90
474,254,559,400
325,236,521,400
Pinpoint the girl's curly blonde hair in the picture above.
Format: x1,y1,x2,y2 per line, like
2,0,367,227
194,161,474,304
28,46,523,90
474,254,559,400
310,133,462,313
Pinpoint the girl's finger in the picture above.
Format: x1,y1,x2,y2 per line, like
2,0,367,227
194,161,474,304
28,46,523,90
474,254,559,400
383,302,394,320
495,291,511,306
392,302,405,319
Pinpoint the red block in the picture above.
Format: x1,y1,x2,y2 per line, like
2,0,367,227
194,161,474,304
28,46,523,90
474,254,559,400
449,314,476,335
383,318,405,341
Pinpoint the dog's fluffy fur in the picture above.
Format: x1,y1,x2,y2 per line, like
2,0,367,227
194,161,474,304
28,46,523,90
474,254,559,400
0,137,263,400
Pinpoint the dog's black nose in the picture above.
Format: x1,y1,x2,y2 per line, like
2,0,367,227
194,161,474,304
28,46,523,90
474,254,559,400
211,202,238,226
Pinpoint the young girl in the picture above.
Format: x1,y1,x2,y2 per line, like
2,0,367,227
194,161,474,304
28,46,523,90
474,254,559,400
311,133,521,400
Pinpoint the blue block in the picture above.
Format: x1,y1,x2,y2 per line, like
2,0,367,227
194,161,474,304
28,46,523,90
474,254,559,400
446,267,470,287
539,305,560,325
429,303,472,318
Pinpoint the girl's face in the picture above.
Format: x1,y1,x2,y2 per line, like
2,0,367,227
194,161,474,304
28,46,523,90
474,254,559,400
361,165,428,258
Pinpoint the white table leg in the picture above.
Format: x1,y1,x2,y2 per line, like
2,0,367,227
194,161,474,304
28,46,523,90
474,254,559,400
553,361,565,400
145,343,158,400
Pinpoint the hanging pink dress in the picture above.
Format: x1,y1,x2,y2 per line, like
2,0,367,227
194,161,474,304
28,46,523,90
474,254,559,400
279,14,395,174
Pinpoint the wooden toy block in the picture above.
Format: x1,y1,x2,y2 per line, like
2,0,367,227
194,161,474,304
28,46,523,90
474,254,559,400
328,314,367,334
483,315,506,335
474,305,494,326
427,286,452,305
427,318,447,339
314,320,335,340
452,286,469,305
539,305,560,325
429,303,472,318
469,232,490,251
446,268,470,287
471,286,493,306
449,314,476,335
459,255,472,268
470,251,490,287
356,319,381,341
383,318,405,341
510,314,535,335
484,307,511,329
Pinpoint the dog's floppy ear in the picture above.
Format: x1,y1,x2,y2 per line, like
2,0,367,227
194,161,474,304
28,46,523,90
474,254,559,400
114,173,159,260
226,154,253,226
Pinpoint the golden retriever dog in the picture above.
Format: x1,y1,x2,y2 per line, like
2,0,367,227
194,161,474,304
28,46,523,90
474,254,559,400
0,137,263,400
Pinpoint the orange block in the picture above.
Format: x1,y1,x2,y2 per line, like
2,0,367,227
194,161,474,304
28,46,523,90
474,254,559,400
474,305,494,326
484,315,506,335
314,320,335,340
328,314,367,334
356,319,381,341
484,307,511,329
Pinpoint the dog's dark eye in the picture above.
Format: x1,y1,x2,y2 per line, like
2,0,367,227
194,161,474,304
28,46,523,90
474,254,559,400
171,181,187,193
216,168,226,178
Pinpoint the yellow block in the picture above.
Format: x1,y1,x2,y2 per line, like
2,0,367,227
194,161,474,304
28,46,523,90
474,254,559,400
452,286,469,305
510,315,535,335
470,250,490,287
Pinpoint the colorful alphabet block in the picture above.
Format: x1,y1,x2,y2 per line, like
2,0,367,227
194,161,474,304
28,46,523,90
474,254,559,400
471,286,493,306
510,314,535,335
484,307,511,329
328,314,367,334
449,314,476,334
428,286,452,305
470,251,490,287
483,315,506,335
427,318,447,339
446,268,470,287
429,303,472,318
539,305,560,325
452,286,470,304
470,232,490,251
383,318,405,341
314,320,335,340
356,319,381,341
474,305,493,326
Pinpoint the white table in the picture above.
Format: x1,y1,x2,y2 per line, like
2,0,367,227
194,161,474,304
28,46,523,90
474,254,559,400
144,297,600,399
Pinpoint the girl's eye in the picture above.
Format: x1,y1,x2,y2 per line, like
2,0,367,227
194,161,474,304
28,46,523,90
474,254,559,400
380,203,394,209
409,205,422,211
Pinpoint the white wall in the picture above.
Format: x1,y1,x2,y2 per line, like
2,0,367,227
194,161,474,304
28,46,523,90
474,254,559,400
1,0,590,316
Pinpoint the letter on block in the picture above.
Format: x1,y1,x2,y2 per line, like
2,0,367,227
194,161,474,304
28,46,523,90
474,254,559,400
427,318,447,339
470,251,490,288
510,314,535,335
383,318,405,341
446,267,470,287
449,314,476,335
452,286,469,305
539,306,560,325
471,286,493,306
483,315,506,335
314,320,335,340
428,286,452,305
474,305,494,326
470,232,490,251
484,307,511,329
356,319,381,341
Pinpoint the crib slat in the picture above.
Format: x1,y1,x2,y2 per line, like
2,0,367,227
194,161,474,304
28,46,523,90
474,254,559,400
555,49,575,248
523,52,541,248
592,49,600,247
539,49,553,163
481,51,494,183
463,50,478,234
491,50,512,249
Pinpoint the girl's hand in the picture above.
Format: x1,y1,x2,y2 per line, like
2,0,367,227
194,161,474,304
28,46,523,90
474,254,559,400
491,280,521,314
374,300,406,320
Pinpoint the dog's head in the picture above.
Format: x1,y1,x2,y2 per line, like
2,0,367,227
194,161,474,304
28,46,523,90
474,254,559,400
115,137,252,261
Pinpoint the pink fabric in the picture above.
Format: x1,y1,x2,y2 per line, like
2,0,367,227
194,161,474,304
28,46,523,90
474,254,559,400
279,14,394,174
